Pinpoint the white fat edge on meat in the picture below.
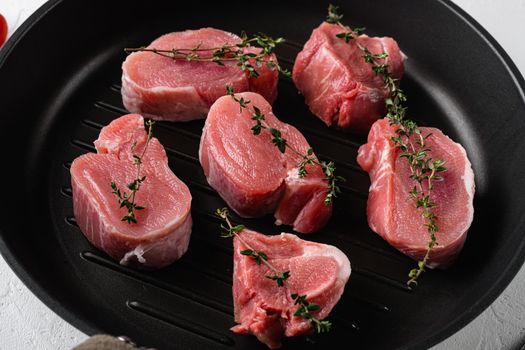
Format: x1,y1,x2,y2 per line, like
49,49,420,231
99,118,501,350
433,129,476,203
122,74,209,120
147,85,209,120
286,168,301,181
458,143,476,226
370,137,395,234
368,137,394,192
299,238,351,284
96,139,122,154
119,210,192,266
283,167,305,184
364,125,398,234
120,245,148,265
134,80,205,110
121,73,144,108
148,85,199,94
119,241,163,266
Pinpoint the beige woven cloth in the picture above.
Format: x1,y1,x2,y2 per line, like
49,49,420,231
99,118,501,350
73,335,155,350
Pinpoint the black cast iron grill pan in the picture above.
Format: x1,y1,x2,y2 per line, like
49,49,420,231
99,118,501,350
1,0,525,349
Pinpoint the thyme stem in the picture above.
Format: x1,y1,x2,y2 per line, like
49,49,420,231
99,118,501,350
220,210,284,278
215,208,331,332
124,32,291,78
110,120,155,224
226,86,345,205
327,4,446,285
125,48,243,62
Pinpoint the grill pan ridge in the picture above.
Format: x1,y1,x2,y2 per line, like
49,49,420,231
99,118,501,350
1,1,525,349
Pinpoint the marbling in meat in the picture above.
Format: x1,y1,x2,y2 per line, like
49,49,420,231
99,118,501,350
70,114,192,268
293,22,405,132
122,28,278,122
357,118,475,268
199,92,332,234
232,229,351,348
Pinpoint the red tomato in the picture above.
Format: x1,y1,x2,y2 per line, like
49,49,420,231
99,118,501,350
0,14,7,47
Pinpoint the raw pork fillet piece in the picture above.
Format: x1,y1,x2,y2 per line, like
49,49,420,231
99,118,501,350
122,28,279,122
357,118,475,268
199,92,332,234
70,114,192,268
232,229,351,349
293,22,405,132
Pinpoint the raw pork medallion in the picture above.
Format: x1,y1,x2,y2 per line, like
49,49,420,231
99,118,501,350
122,28,278,122
70,114,192,268
357,118,475,267
293,22,405,132
199,92,332,234
232,229,351,349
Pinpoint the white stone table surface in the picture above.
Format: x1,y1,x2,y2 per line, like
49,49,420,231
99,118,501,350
0,0,524,349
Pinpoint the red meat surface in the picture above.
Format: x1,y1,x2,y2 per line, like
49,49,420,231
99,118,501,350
199,92,332,233
357,118,475,267
293,22,405,132
71,114,192,268
231,229,351,348
122,28,278,122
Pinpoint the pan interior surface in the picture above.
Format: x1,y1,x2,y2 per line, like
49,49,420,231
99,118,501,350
0,1,525,349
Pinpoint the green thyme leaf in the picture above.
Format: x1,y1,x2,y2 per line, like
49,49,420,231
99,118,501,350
110,120,154,224
330,4,447,286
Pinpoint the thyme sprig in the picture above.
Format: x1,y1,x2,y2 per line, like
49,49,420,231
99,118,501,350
326,4,365,42
328,5,447,285
216,208,290,286
124,32,291,78
110,120,155,224
292,294,332,333
215,208,331,330
225,86,345,205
